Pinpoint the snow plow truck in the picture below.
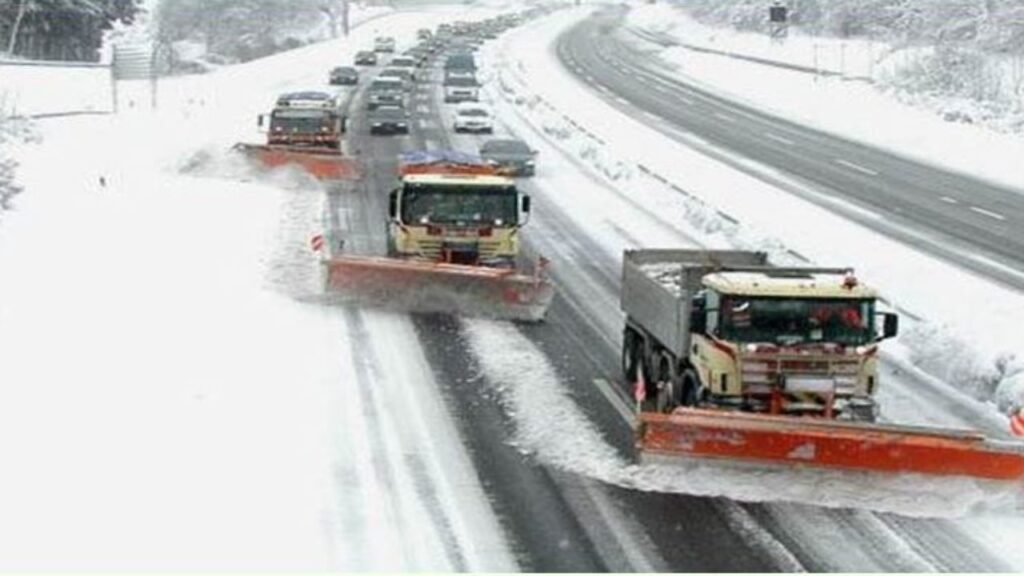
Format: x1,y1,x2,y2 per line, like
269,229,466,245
321,151,554,321
623,249,1024,481
234,90,360,180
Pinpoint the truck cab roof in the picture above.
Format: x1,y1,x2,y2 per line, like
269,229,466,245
703,270,878,299
403,174,515,187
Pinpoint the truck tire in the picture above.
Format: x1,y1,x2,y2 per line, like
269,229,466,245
655,352,681,413
622,327,641,384
681,368,700,407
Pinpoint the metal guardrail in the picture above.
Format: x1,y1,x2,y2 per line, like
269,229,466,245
0,58,110,69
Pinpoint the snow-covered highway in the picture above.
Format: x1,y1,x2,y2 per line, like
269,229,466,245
1,0,1023,572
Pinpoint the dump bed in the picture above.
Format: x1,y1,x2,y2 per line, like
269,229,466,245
620,249,768,355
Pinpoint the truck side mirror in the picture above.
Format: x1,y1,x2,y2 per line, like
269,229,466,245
690,309,707,334
522,195,531,214
388,189,399,219
257,114,265,128
881,312,898,340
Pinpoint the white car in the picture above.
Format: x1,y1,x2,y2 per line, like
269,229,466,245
452,103,493,134
444,73,479,103
389,56,418,81
374,36,396,53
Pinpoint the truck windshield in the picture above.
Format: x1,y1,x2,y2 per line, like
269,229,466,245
271,110,334,133
401,184,518,227
718,297,875,346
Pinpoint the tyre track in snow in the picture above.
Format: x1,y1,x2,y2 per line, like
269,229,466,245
321,73,478,571
410,61,649,572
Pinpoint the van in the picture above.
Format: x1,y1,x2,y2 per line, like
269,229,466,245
443,76,479,103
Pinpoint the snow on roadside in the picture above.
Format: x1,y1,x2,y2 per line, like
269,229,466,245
0,114,347,570
462,319,1022,519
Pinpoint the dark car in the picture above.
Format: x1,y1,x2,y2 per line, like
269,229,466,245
329,66,359,85
444,52,476,72
379,67,414,88
479,139,537,177
354,50,378,66
367,77,406,110
368,106,410,135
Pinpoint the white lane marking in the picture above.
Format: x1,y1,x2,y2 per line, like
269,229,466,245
763,132,795,146
584,74,596,83
417,119,428,130
678,96,695,105
592,379,635,425
615,96,629,105
424,138,439,150
598,85,613,95
416,104,429,114
970,206,1006,221
834,158,879,176
643,111,661,122
714,112,737,123
969,253,1024,282
940,196,959,205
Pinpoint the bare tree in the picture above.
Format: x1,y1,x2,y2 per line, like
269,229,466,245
5,0,29,56
320,0,351,38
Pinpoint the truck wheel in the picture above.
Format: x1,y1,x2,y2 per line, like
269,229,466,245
622,328,640,384
681,369,700,407
655,353,681,413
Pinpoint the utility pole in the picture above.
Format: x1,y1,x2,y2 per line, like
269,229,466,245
768,1,788,44
6,0,28,56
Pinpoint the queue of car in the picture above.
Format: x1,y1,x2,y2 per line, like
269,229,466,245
306,8,547,170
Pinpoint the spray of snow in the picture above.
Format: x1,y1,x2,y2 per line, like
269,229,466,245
462,318,1023,519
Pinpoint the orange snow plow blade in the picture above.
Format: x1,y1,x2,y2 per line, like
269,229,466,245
638,408,1024,481
234,143,361,180
324,255,554,322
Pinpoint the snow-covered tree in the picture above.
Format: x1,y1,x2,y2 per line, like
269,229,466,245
0,0,142,61
0,112,33,215
155,0,343,70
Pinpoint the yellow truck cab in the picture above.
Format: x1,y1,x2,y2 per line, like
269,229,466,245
387,173,530,267
621,250,898,421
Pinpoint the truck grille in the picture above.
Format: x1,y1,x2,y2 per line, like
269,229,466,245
410,239,502,261
738,355,863,414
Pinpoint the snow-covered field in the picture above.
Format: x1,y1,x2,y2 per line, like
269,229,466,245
0,61,113,117
0,7,517,571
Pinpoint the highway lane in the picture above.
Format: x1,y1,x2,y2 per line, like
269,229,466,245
557,6,1024,292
